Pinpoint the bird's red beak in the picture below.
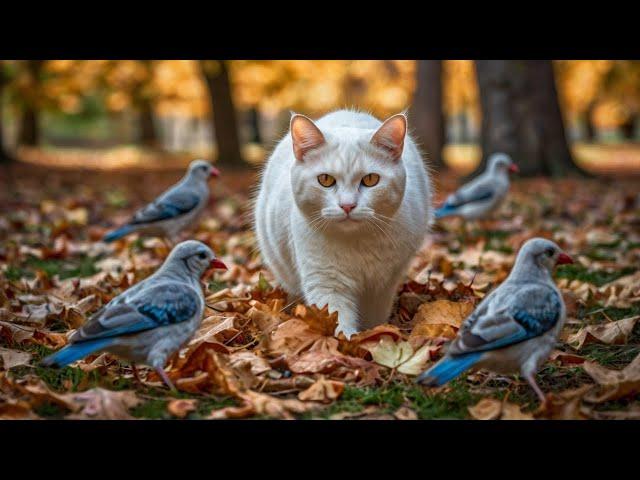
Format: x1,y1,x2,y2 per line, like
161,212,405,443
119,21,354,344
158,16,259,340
210,258,227,270
509,164,519,173
556,253,574,265
210,166,221,178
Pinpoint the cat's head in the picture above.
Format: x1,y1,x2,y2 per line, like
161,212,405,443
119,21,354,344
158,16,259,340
289,113,408,233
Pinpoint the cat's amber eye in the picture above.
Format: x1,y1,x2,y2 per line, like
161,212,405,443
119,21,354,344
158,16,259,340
317,174,336,187
361,173,380,187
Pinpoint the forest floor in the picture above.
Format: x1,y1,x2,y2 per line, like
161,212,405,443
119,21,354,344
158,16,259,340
1,161,640,420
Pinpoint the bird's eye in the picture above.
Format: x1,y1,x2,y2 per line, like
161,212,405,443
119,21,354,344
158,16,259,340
198,252,207,259
361,173,380,187
545,248,555,257
317,174,336,187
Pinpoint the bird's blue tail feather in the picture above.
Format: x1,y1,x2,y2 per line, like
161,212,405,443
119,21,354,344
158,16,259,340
41,338,114,368
434,204,456,219
103,225,134,243
416,352,482,386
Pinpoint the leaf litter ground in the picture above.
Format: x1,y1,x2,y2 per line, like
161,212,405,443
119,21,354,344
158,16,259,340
1,164,640,420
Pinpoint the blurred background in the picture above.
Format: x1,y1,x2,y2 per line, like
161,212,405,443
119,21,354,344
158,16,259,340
1,60,640,176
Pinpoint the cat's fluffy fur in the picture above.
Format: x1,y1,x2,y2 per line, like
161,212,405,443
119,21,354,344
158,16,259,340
254,109,432,337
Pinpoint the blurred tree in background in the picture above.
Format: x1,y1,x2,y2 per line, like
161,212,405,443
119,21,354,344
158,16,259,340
0,59,639,175
475,60,582,177
202,61,243,167
411,60,445,170
17,60,44,146
0,61,13,163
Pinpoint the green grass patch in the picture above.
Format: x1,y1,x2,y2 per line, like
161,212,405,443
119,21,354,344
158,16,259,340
580,344,640,368
556,264,636,287
131,399,171,419
131,393,236,419
25,255,100,280
207,280,229,294
4,255,101,281
4,266,27,281
308,379,479,420
583,305,640,322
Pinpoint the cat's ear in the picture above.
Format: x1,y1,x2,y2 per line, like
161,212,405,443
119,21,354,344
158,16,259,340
290,114,326,161
370,113,407,161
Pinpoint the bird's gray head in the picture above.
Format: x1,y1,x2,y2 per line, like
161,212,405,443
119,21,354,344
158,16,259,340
516,237,573,275
165,240,227,278
488,153,519,174
188,159,220,182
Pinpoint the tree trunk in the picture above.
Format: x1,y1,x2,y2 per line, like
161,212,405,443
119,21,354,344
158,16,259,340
202,61,244,168
19,107,39,147
248,107,262,144
411,60,445,170
18,60,43,147
620,113,636,140
474,60,583,177
585,100,597,142
0,74,13,164
139,98,158,148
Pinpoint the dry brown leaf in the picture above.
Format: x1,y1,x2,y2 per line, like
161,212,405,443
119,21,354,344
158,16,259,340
264,318,326,357
468,398,502,420
360,334,436,375
469,398,534,420
329,406,380,420
590,407,640,420
567,316,639,350
64,388,142,420
500,402,534,420
535,385,593,420
189,315,238,347
393,406,419,420
349,324,403,344
227,351,271,376
246,300,288,334
411,299,474,339
298,377,344,403
167,399,198,418
208,389,321,420
0,397,38,419
582,353,640,403
0,347,32,370
293,304,339,336
549,349,585,365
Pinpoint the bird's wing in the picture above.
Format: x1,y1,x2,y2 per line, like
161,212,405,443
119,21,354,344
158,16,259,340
69,283,201,342
448,283,561,356
445,176,496,208
130,184,201,225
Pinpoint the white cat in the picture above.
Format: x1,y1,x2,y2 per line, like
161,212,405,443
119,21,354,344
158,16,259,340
254,109,432,338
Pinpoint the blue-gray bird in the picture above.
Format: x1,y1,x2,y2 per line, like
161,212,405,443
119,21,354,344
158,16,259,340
103,159,219,244
416,238,573,403
41,240,227,390
435,153,518,220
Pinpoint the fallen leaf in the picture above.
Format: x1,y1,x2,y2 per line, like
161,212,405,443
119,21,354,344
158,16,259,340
0,347,32,370
360,335,436,375
535,385,592,420
567,316,639,350
298,377,344,403
468,398,502,420
64,388,143,420
469,397,534,420
393,406,419,420
167,399,198,418
583,353,640,403
411,299,474,339
549,349,585,365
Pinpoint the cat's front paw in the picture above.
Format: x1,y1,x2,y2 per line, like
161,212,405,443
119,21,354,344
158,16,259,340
335,323,360,340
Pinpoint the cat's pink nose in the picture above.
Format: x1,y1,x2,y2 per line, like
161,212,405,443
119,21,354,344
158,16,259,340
340,203,357,215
